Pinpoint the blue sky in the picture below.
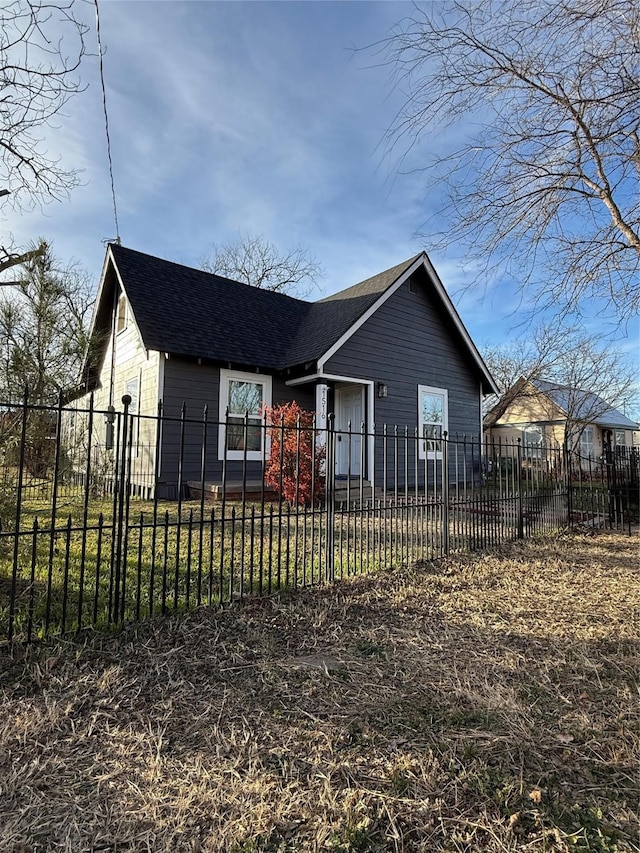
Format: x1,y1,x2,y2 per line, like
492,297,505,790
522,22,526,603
2,0,638,399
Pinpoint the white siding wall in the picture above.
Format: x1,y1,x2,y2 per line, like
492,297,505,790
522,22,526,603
65,295,160,494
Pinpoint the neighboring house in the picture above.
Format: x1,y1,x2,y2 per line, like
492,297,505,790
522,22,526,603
69,244,497,497
484,376,638,461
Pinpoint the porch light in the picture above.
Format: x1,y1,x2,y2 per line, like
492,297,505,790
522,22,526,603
377,382,388,399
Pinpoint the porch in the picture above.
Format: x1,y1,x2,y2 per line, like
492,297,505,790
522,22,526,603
186,476,375,504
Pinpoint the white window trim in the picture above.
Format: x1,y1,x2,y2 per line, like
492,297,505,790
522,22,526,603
418,384,448,460
218,369,272,461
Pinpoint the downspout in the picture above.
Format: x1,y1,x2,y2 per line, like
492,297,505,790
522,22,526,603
479,380,484,455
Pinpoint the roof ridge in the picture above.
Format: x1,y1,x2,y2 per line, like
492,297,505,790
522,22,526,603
317,253,423,304
109,243,311,307
535,377,613,400
282,252,425,367
110,244,424,309
536,377,582,391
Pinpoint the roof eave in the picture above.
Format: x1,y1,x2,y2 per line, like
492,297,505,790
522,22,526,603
420,253,499,395
316,253,499,395
79,247,116,380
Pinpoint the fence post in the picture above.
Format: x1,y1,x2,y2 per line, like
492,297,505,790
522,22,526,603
603,431,616,528
44,393,64,635
442,431,450,556
77,393,95,631
112,394,131,624
325,414,335,582
7,387,29,645
516,438,524,539
564,439,572,528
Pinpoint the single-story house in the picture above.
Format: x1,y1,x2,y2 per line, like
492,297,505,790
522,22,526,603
69,244,498,497
484,376,638,460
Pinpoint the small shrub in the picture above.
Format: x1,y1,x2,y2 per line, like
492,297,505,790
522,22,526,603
264,402,325,505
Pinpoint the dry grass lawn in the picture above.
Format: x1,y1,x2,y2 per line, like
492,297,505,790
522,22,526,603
0,530,638,852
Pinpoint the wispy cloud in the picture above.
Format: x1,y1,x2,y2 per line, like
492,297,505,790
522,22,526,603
2,0,634,387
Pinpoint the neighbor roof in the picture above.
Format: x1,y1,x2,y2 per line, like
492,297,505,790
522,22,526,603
87,244,495,391
533,379,638,430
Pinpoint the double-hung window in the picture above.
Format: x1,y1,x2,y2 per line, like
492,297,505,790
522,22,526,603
579,426,595,459
613,429,628,457
219,369,272,460
522,425,544,459
418,385,448,459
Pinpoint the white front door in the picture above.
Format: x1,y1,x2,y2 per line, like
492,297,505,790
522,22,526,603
335,385,364,476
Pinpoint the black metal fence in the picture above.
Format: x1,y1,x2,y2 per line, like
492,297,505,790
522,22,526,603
566,443,638,529
0,394,636,646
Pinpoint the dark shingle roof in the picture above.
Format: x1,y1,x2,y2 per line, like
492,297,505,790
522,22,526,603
106,245,421,370
109,244,310,369
284,254,422,365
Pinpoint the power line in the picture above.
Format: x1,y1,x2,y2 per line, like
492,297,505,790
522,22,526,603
94,0,120,243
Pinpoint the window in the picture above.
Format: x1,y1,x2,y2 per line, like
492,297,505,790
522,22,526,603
613,429,628,457
125,376,139,414
579,426,595,459
418,385,448,459
218,369,272,460
116,293,128,333
522,425,544,459
124,374,140,451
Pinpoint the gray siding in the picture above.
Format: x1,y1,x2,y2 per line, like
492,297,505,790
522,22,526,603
325,271,481,435
159,357,315,493
324,270,483,484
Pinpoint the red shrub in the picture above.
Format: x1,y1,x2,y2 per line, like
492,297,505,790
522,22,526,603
264,402,325,505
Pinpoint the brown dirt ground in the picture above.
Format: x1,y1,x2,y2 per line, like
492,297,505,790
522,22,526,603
1,529,638,852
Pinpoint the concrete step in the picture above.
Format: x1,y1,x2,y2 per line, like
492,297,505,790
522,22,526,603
333,479,372,503
187,480,278,501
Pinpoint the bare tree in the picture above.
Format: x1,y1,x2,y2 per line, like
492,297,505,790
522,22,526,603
380,0,640,322
200,233,323,296
0,239,94,404
1,0,87,274
483,324,637,448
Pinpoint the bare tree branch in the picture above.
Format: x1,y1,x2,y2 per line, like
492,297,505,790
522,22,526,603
0,1,87,276
0,243,42,274
377,0,640,322
200,233,324,296
0,239,94,403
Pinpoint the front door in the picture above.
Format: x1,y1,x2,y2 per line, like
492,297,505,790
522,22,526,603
335,385,364,476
